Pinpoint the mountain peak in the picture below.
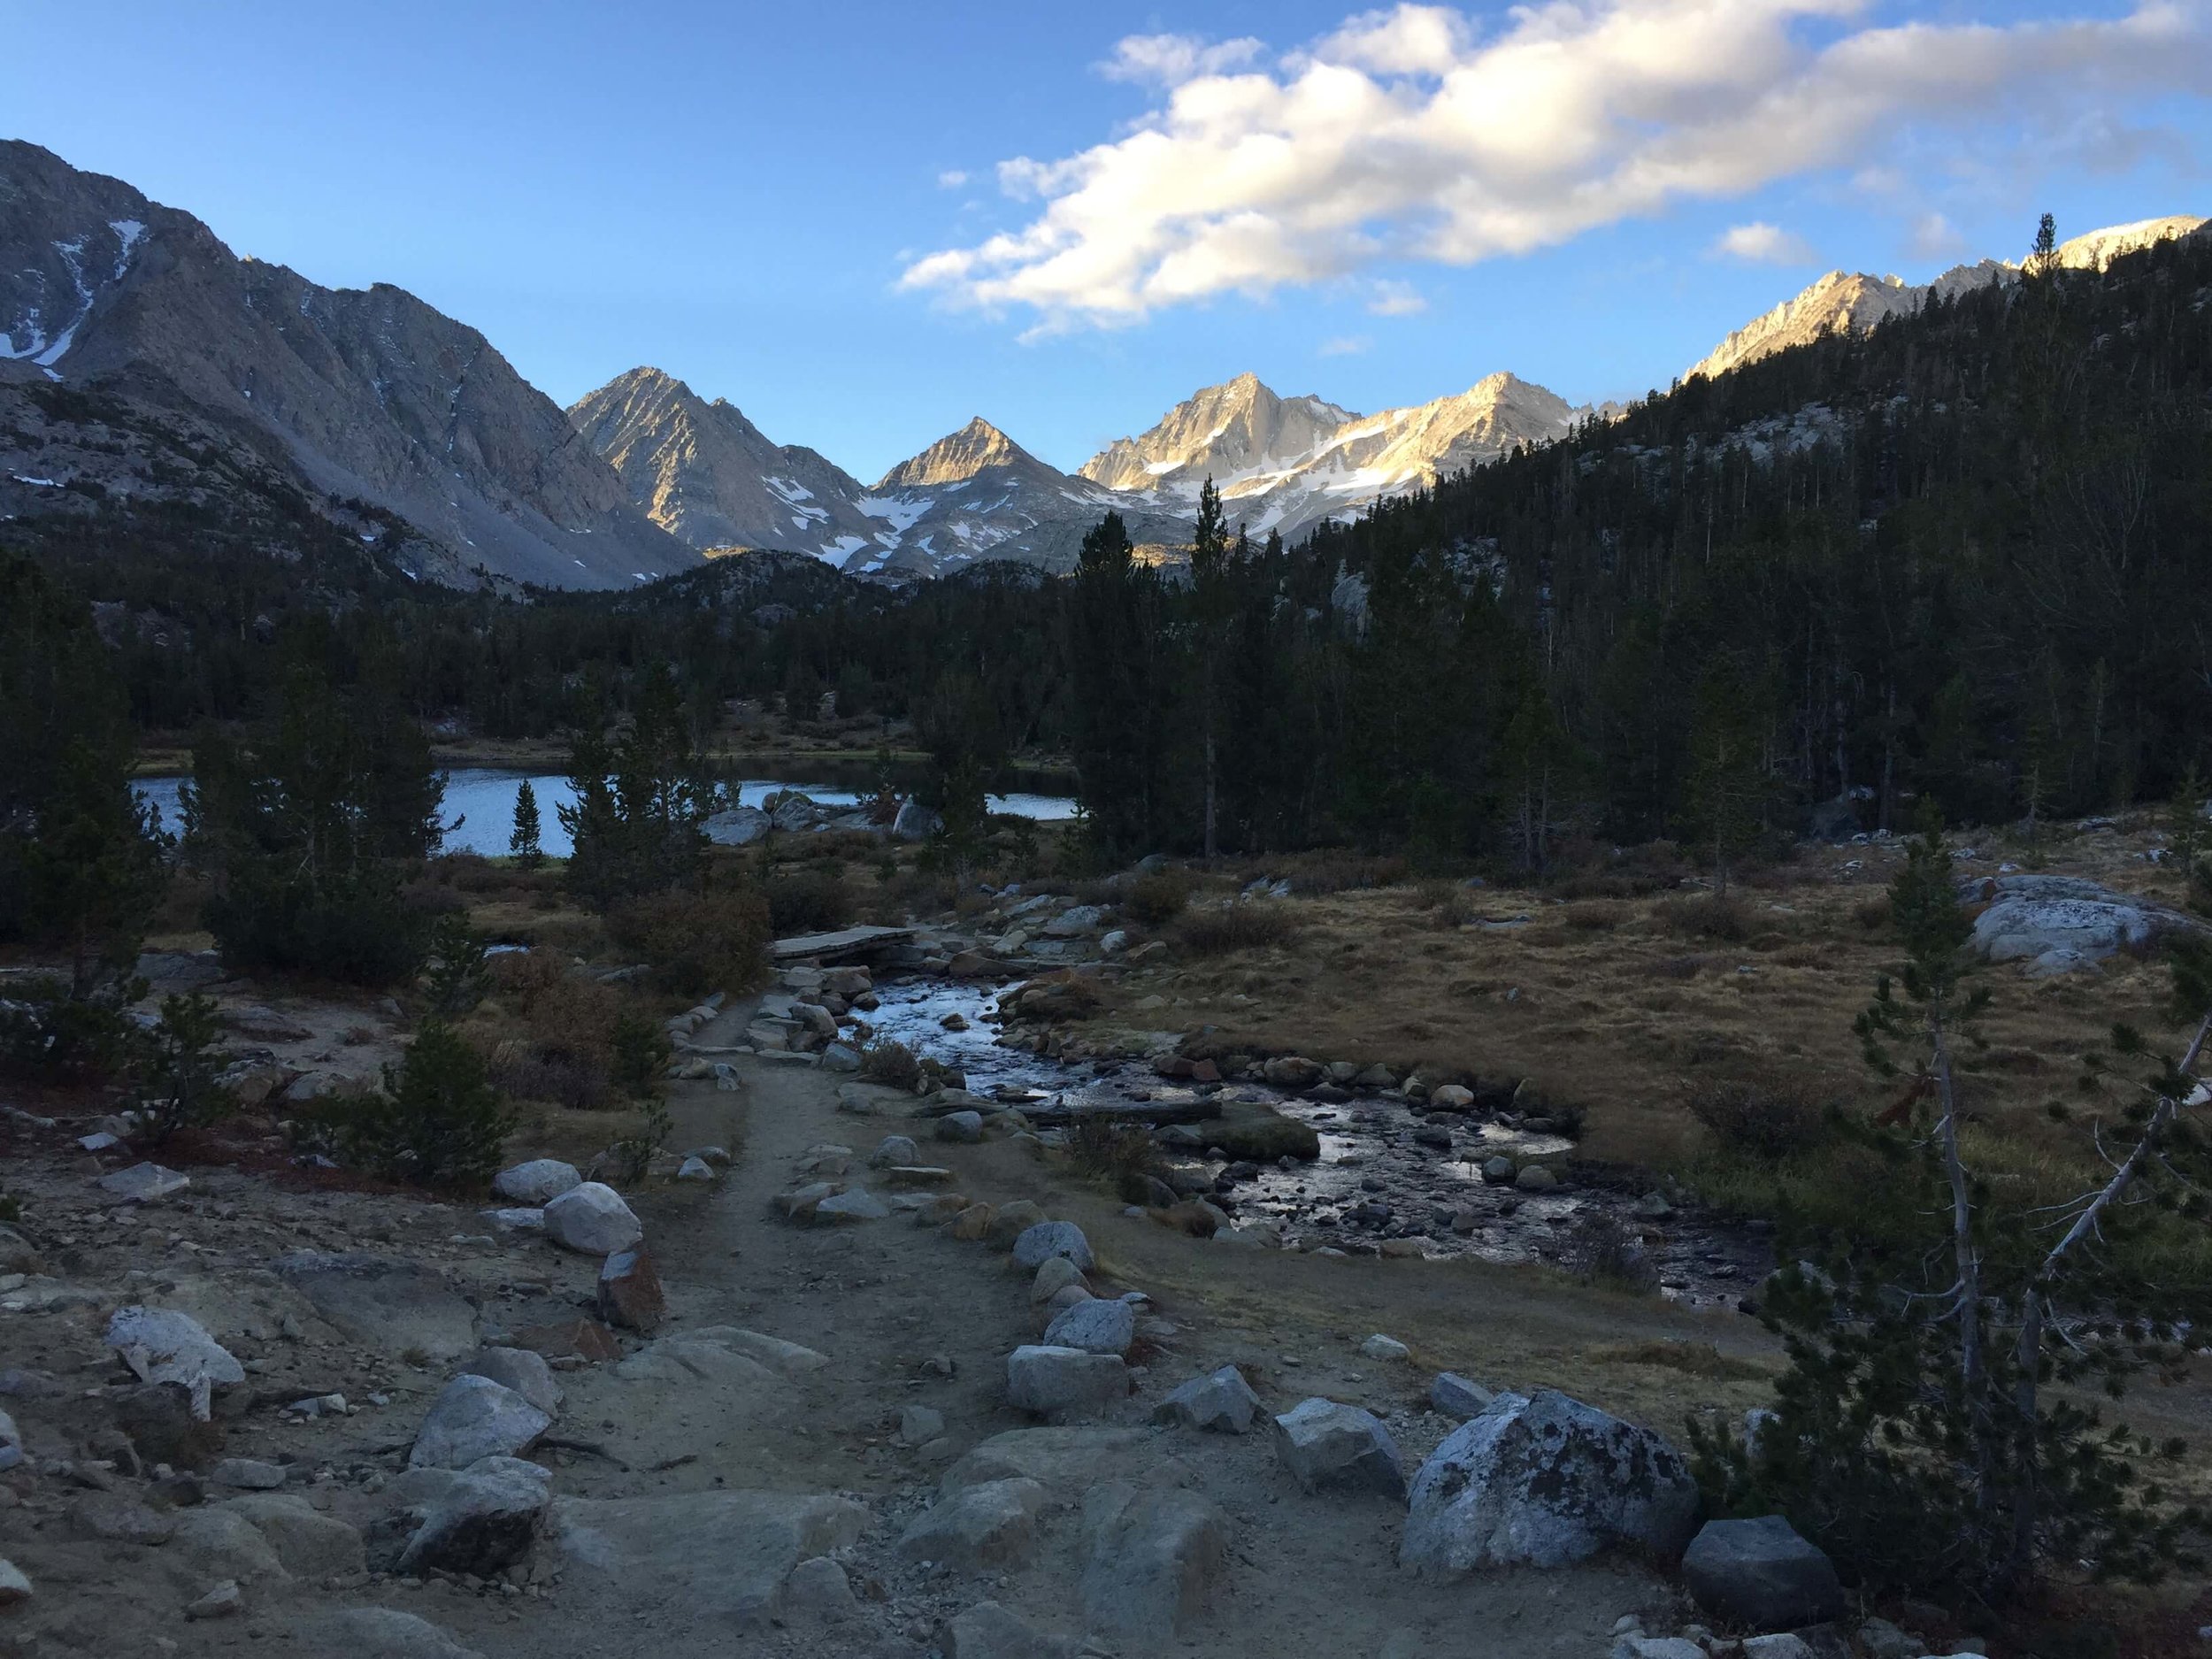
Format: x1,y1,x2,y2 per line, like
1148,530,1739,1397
1686,214,2207,382
1079,374,1359,492
875,417,1035,490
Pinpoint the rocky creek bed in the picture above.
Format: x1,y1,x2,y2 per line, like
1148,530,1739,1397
856,974,1774,1312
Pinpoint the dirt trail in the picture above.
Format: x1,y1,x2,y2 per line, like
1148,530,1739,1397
3,992,1751,1658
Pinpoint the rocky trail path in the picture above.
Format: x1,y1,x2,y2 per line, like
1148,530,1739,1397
0,987,1833,1659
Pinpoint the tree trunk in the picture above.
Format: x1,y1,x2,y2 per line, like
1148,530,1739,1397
1930,1010,1992,1509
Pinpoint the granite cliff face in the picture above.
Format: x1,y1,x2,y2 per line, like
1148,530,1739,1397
0,141,689,588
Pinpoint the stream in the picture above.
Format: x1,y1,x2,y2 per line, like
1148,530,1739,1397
856,973,1773,1314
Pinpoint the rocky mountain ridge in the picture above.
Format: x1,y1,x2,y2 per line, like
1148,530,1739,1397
1685,214,2208,382
0,141,691,589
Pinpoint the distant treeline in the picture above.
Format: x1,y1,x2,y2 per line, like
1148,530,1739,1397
9,226,2211,867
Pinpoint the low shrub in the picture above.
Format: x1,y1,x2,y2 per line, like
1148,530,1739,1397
1685,1075,1830,1161
1066,1116,1161,1201
1125,872,1194,926
607,882,772,996
763,869,853,935
1662,892,1754,942
1560,1212,1659,1294
1175,903,1300,956
858,1038,923,1091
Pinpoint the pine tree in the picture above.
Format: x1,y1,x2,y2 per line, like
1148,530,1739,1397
0,555,169,996
510,778,543,869
1189,478,1232,861
1683,656,1768,889
1694,815,2211,1598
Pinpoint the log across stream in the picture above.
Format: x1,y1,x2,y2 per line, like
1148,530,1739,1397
856,973,1774,1313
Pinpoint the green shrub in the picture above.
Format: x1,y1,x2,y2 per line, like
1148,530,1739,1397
139,993,234,1143
0,972,140,1081
611,1011,670,1099
332,1020,517,1188
424,913,490,1016
1125,871,1194,926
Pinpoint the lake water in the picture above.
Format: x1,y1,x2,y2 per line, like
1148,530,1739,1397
133,767,1077,860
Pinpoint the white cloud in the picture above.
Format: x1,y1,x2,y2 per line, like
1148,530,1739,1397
1712,221,1816,265
1366,279,1427,316
1318,334,1372,356
902,2,2212,331
1100,32,1265,85
937,169,970,189
1908,211,1968,259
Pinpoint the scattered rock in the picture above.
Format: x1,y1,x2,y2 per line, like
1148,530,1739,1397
941,1601,1078,1659
1044,904,1106,938
170,1506,286,1581
67,1492,178,1545
408,1375,550,1470
1042,1297,1135,1356
104,1305,243,1420
275,1251,480,1362
870,1134,921,1168
509,1317,620,1367
821,1042,861,1073
950,1202,996,1240
219,1494,365,1578
1011,1220,1094,1272
1080,1480,1230,1640
937,1110,985,1143
1681,1514,1845,1630
596,1246,666,1333
1153,1366,1261,1435
1006,1346,1130,1420
1430,1372,1496,1418
549,1490,866,1632
1358,1333,1409,1362
1964,873,2208,977
1029,1256,1089,1303
543,1182,644,1254
1401,1389,1701,1572
1271,1399,1405,1498
0,1558,27,1607
396,1455,554,1576
186,1579,245,1619
491,1159,582,1204
1514,1164,1559,1192
782,1554,857,1620
815,1188,891,1223
98,1161,190,1202
1429,1084,1475,1110
897,1476,1048,1570
211,1457,288,1491
1482,1155,1517,1183
897,1404,946,1447
986,1200,1047,1248
457,1348,562,1417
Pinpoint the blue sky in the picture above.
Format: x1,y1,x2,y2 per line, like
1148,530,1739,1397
8,2,2208,480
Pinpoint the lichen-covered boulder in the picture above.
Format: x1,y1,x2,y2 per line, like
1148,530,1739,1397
1400,1389,1700,1571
